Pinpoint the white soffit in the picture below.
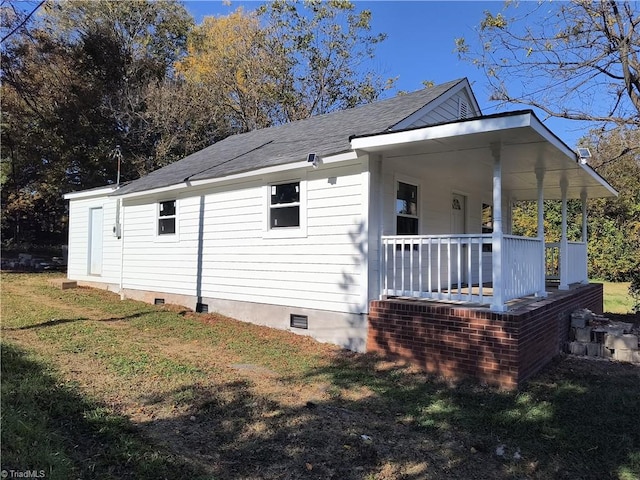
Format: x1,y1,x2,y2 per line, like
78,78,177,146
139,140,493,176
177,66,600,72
350,112,617,200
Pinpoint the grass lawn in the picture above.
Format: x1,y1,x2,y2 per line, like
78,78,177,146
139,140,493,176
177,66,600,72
600,281,635,314
2,273,639,480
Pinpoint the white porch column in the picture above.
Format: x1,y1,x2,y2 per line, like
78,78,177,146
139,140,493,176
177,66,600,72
559,178,569,290
491,143,506,312
536,168,547,297
581,190,589,284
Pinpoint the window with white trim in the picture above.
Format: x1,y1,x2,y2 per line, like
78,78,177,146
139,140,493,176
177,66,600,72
396,181,419,235
158,200,176,235
270,182,300,228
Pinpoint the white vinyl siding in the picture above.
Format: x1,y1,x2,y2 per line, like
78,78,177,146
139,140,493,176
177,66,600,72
402,90,479,129
120,162,366,314
199,164,364,313
67,194,121,285
122,196,199,295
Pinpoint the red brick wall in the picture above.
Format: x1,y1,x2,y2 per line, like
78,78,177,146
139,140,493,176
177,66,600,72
367,283,603,389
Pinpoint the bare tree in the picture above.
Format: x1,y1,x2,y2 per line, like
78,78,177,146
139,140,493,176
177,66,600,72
456,1,639,133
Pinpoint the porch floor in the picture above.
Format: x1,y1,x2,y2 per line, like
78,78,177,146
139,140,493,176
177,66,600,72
382,280,589,313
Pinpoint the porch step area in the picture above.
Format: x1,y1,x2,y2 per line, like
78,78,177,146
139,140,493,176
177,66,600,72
48,278,77,290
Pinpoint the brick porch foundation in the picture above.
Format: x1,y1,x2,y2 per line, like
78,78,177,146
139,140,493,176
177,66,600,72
367,283,603,390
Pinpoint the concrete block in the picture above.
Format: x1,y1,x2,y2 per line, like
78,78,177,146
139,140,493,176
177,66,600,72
602,326,626,337
571,314,587,328
568,342,586,356
574,327,592,343
48,278,77,290
613,349,638,363
605,334,639,351
612,322,634,333
586,342,601,357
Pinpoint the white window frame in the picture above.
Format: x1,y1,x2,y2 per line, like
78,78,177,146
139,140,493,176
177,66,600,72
395,177,420,235
156,198,179,241
263,177,307,239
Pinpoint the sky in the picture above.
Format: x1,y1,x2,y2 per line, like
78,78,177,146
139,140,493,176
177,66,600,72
183,0,591,150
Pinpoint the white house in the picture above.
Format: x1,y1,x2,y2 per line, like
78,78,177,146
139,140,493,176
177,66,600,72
64,78,616,353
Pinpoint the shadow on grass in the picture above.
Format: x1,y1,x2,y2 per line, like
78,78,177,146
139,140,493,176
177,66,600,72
0,342,211,480
603,311,640,326
123,349,640,480
295,352,640,480
2,312,156,331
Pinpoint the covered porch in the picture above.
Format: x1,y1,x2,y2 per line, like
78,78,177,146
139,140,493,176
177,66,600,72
352,110,617,312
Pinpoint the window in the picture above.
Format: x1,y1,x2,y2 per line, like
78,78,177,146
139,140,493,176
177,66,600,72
158,200,176,235
481,203,493,234
396,181,419,235
482,203,493,252
270,182,300,228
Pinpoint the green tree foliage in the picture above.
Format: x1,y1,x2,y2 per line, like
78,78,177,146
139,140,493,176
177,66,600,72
257,0,395,120
512,128,639,282
175,9,291,132
2,0,393,249
1,0,193,246
461,0,639,282
586,127,640,281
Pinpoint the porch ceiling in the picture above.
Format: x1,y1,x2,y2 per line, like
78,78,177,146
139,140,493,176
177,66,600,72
351,111,617,201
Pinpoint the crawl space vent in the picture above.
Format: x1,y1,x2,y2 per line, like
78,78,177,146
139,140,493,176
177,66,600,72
290,314,308,329
196,303,209,313
154,298,165,305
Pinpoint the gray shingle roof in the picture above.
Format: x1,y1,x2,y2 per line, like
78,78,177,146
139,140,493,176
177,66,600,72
114,79,464,196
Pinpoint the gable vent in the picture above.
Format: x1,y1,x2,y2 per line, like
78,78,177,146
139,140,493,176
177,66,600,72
290,314,308,329
458,99,469,119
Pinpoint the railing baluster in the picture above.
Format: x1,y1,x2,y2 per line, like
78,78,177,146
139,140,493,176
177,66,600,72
447,239,452,300
437,237,442,298
467,237,473,303
478,238,483,303
418,239,423,296
428,239,432,297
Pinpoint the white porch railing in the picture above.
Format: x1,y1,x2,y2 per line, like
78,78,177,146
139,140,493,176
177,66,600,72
545,242,588,285
381,234,544,305
503,235,545,301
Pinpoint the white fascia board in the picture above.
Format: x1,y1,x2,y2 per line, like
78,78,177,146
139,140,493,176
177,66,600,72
527,115,617,197
578,162,618,197
63,186,117,200
115,151,360,200
351,113,533,151
527,114,577,160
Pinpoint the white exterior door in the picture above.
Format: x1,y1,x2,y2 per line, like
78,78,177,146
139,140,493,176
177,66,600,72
89,207,103,275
